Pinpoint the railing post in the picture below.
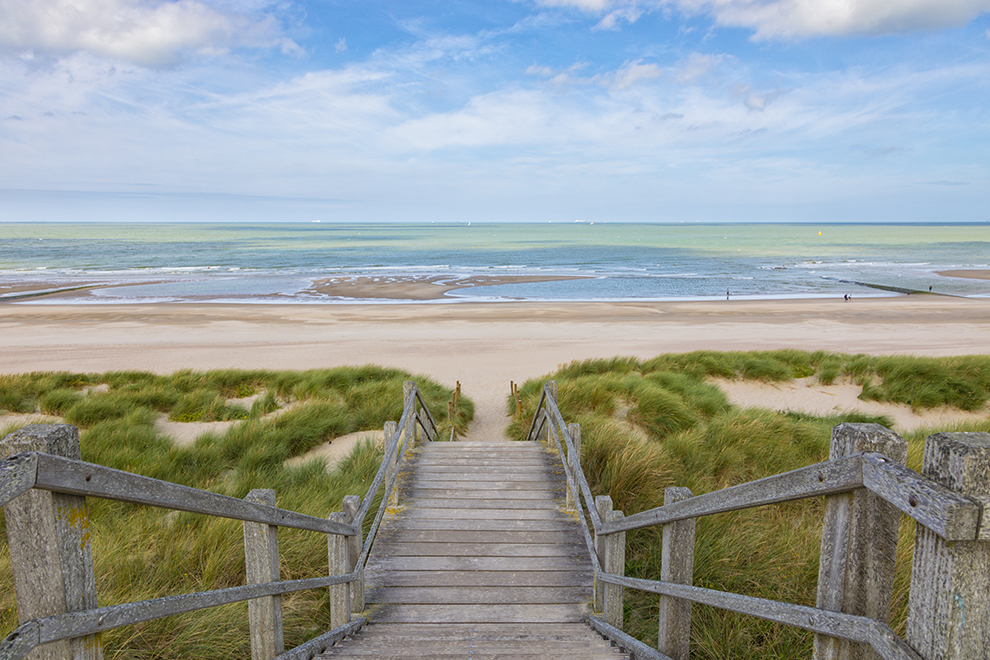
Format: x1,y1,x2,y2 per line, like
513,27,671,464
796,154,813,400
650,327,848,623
594,495,625,627
327,512,350,629
243,489,283,660
565,424,580,512
403,381,417,450
658,486,695,660
544,381,558,446
604,509,626,628
813,423,907,660
906,432,990,660
0,424,101,660
384,421,399,507
594,495,612,614
342,495,364,613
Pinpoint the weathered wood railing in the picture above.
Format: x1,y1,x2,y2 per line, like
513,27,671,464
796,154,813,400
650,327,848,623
526,380,990,660
0,380,438,660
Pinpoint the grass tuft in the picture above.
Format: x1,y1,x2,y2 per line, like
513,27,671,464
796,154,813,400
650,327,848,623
0,367,467,659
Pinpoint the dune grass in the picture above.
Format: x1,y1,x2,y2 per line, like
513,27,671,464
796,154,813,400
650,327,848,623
0,367,471,659
508,351,990,660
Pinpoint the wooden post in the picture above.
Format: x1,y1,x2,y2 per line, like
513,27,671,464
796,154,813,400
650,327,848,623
566,424,581,511
403,381,416,450
544,381,558,446
243,489,283,660
658,486,695,660
594,495,612,613
0,424,101,660
327,512,350,629
906,432,990,660
604,509,626,628
813,423,907,660
594,495,625,626
342,495,364,613
384,421,398,507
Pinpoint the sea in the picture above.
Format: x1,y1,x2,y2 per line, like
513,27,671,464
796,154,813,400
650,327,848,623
2,222,989,304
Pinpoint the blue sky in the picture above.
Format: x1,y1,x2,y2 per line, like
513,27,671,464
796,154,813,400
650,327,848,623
1,0,989,223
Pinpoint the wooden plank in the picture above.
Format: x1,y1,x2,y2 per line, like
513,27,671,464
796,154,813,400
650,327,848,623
403,489,561,500
400,507,566,521
364,571,592,588
317,649,626,658
406,498,559,510
365,586,591,604
382,529,579,544
334,622,603,637
366,554,590,572
378,542,585,557
391,518,577,532
370,603,590,624
406,480,563,491
414,465,556,474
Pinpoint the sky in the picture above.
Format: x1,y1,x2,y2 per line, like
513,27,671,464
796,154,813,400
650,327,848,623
1,0,989,223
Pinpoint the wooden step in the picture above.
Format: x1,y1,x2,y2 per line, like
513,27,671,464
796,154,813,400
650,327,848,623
332,440,613,657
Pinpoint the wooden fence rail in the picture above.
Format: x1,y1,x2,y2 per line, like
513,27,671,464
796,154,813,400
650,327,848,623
526,380,990,660
0,381,438,660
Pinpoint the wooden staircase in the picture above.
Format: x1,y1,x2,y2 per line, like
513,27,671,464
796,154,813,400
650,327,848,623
316,441,629,658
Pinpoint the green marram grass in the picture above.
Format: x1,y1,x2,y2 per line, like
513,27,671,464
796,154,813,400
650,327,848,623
507,350,990,660
0,366,472,659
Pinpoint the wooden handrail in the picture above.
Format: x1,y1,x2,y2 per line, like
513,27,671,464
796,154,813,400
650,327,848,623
525,379,990,660
0,381,440,660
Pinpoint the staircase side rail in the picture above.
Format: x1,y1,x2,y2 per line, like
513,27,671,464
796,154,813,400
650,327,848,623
412,387,439,440
0,451,356,536
354,383,442,575
272,617,367,660
0,382,441,660
596,574,923,660
350,391,418,526
526,384,602,532
538,409,602,576
596,451,982,543
587,617,673,660
1,574,358,660
524,380,990,660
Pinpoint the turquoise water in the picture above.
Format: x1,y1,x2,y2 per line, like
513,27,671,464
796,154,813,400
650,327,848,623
2,223,989,302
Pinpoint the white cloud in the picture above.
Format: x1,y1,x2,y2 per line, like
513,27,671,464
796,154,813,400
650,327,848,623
673,0,990,39
733,83,785,110
611,60,661,89
0,0,297,66
535,0,613,11
673,52,727,84
594,7,643,30
533,0,990,38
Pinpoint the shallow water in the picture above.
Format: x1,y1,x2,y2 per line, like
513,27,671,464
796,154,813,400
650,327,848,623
2,222,989,303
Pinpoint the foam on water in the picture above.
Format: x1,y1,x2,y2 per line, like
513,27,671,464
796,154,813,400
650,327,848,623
2,222,989,303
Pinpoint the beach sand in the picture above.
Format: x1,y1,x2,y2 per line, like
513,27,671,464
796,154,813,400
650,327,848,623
2,295,989,441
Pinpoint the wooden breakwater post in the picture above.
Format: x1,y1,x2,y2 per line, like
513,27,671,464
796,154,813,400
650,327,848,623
813,423,907,660
1,424,101,660
906,432,990,660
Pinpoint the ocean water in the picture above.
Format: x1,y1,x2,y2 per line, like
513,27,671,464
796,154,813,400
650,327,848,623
1,222,989,303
